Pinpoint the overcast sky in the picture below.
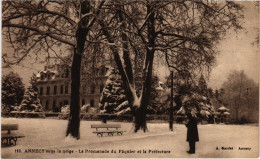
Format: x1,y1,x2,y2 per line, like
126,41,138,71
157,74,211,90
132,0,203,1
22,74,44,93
208,2,259,89
1,2,259,90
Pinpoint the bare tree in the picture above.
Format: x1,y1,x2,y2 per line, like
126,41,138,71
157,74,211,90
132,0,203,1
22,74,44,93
222,70,258,122
2,1,105,139
97,1,243,132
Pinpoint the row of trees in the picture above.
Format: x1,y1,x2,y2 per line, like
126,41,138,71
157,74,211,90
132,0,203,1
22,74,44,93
2,1,244,139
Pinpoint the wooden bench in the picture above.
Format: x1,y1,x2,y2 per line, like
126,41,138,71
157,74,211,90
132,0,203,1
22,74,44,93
91,124,126,137
1,124,25,146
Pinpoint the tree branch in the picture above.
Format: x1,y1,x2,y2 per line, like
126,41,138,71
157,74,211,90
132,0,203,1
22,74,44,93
3,23,75,47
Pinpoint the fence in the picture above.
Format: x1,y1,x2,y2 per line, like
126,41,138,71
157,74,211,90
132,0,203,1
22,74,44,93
3,111,187,123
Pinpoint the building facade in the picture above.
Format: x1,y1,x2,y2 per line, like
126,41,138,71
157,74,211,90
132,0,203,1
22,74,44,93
36,64,108,112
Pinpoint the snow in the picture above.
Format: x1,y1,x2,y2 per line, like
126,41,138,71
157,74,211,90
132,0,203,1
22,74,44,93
1,118,258,158
115,101,129,111
99,67,129,114
129,84,140,108
218,106,229,111
224,112,231,115
177,106,186,115
156,85,164,91
36,73,41,78
116,107,131,116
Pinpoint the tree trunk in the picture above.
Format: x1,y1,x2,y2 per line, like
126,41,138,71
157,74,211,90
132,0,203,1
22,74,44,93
66,1,91,139
133,107,148,132
132,3,156,133
66,49,82,139
100,2,156,133
169,71,174,131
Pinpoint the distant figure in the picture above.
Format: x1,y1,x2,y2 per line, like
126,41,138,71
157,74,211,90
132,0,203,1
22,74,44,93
186,113,199,154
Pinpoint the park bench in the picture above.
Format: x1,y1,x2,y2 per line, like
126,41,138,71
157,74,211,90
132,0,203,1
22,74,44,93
1,124,25,147
91,124,126,137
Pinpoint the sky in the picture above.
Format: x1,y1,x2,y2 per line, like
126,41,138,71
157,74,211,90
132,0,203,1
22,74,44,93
1,2,259,90
208,2,259,89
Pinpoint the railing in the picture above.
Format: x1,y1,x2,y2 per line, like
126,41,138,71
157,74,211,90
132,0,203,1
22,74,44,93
3,111,187,123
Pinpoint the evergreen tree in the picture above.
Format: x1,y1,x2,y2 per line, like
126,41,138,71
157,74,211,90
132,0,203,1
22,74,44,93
30,73,38,92
2,71,25,112
99,67,130,115
99,68,164,115
148,76,169,115
198,74,208,97
175,78,215,120
180,91,215,118
19,73,43,112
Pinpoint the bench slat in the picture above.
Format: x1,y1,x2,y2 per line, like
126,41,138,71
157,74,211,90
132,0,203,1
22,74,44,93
1,135,25,138
93,130,126,133
91,124,121,128
1,124,18,131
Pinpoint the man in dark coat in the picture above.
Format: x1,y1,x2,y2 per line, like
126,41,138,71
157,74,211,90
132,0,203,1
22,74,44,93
186,113,199,154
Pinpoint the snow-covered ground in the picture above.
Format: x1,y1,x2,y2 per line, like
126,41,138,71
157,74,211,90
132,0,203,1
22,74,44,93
1,118,258,158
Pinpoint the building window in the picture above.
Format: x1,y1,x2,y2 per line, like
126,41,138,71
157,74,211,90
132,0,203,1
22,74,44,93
41,75,44,80
60,85,63,94
65,68,69,78
54,85,57,95
100,84,104,93
40,87,43,95
53,101,57,112
91,85,95,94
65,85,69,94
90,99,94,107
46,101,49,110
82,99,85,106
47,86,50,95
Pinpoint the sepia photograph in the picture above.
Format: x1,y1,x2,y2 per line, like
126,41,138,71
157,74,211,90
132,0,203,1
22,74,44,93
1,1,259,158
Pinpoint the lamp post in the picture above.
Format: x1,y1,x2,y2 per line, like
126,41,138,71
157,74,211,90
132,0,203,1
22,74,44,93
169,70,174,131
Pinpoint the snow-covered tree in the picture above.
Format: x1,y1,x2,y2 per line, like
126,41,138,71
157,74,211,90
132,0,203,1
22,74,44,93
58,105,70,119
99,67,130,116
19,73,43,112
2,71,25,112
148,78,170,115
99,68,164,116
2,1,106,139
198,74,208,97
3,1,243,135
29,73,38,92
19,89,43,112
178,91,215,120
99,1,243,132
